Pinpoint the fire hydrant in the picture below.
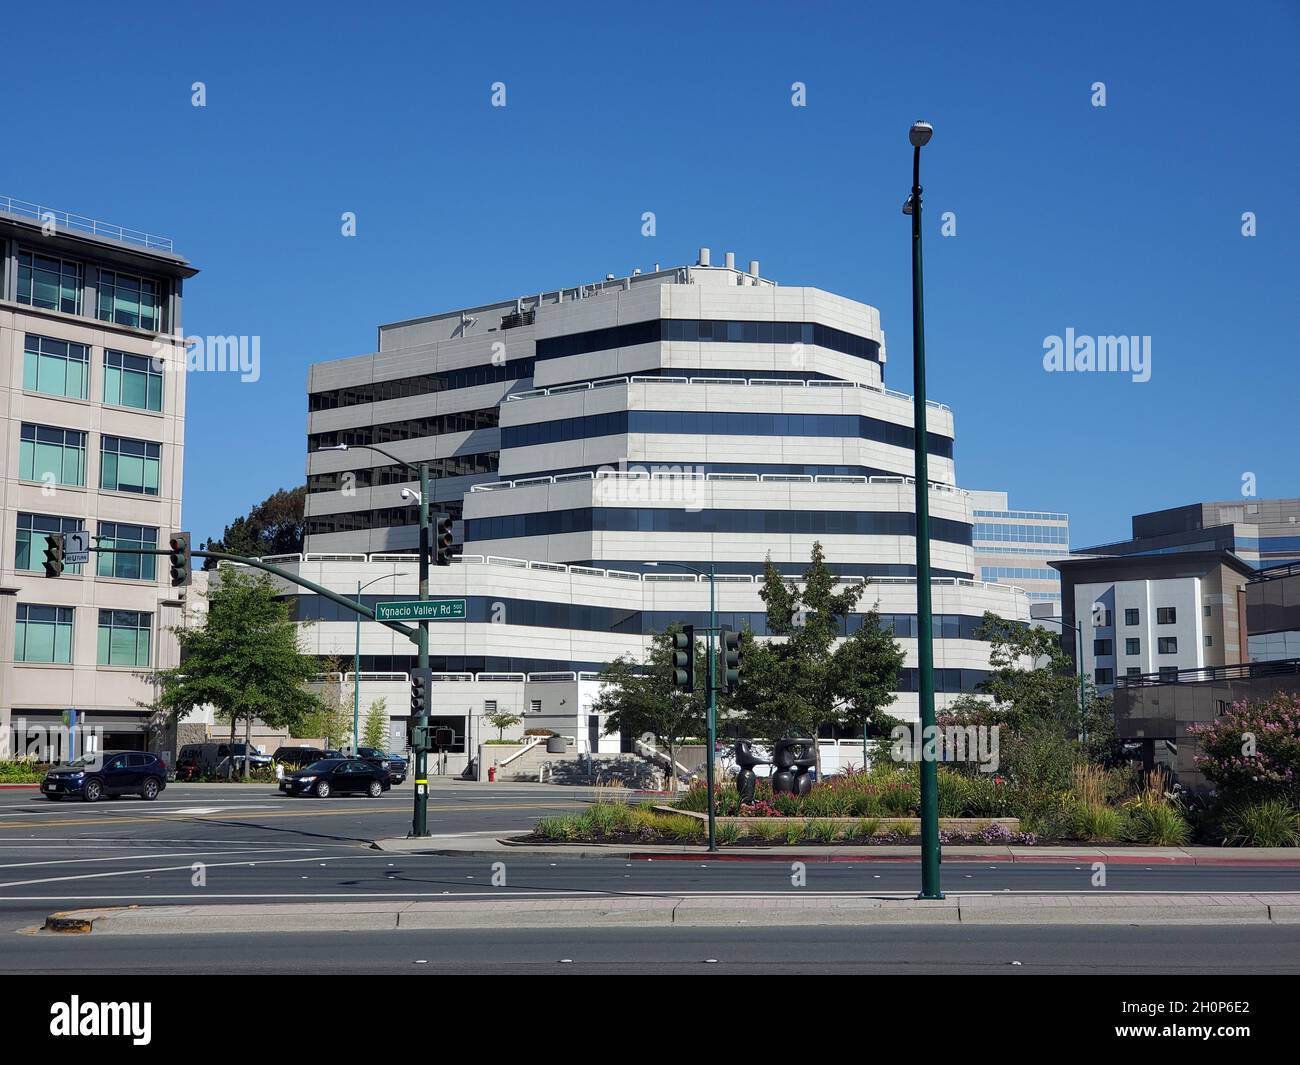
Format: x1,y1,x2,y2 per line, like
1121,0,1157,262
488,766,496,783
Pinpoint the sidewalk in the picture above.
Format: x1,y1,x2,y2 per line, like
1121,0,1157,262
372,835,1300,866
35,893,1300,935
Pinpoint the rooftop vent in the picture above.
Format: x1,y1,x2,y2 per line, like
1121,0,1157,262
698,247,711,266
500,307,536,330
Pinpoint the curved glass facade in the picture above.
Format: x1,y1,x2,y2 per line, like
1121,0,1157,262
536,318,882,364
503,410,953,459
467,507,972,544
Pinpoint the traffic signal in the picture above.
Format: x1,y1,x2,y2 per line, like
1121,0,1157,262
168,532,192,587
42,533,65,578
722,629,743,693
410,674,427,717
671,626,695,692
434,515,455,566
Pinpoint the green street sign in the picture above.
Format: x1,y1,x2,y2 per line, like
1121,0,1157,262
375,598,467,622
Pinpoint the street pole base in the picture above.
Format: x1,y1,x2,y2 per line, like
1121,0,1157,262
917,892,946,901
407,831,431,839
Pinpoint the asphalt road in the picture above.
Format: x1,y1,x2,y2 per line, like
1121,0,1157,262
4,782,1299,974
6,924,1300,975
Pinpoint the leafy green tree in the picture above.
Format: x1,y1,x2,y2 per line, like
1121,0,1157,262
953,612,1085,734
301,658,355,750
593,625,709,791
946,613,1123,767
485,708,524,741
727,544,906,759
203,486,306,569
149,568,323,778
362,698,390,750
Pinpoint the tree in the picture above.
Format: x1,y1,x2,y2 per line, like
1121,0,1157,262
1190,691,1300,804
593,625,709,792
203,486,306,568
362,698,390,750
301,657,355,750
945,613,1122,768
727,544,906,761
149,568,323,778
485,707,524,741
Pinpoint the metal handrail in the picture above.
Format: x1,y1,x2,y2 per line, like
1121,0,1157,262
0,195,174,252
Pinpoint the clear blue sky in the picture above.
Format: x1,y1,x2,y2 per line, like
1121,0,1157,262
4,0,1296,551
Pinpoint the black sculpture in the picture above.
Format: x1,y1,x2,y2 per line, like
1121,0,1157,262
734,740,764,805
772,737,817,796
733,738,817,801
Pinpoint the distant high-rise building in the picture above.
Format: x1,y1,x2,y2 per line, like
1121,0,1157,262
969,490,1072,607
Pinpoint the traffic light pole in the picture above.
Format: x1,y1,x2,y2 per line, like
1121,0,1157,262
412,462,431,837
704,564,717,853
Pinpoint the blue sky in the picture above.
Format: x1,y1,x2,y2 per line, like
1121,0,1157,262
4,0,1296,551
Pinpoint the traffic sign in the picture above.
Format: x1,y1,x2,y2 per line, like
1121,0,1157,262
376,598,467,622
64,531,91,566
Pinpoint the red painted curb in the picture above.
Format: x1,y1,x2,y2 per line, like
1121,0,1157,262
628,850,1300,868
0,783,40,790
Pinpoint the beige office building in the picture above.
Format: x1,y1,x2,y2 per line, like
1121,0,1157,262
0,198,195,758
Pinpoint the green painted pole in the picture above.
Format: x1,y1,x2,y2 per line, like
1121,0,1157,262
706,564,717,853
908,123,943,900
354,580,362,755
412,462,431,837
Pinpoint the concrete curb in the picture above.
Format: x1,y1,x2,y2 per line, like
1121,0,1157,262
370,837,1300,866
32,893,1300,935
0,783,40,790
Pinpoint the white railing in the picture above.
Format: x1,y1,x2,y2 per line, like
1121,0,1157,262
1,195,174,252
501,375,951,411
464,472,967,495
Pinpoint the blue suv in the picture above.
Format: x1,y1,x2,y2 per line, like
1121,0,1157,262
42,752,168,802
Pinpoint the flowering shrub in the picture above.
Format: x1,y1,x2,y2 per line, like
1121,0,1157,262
1189,692,1300,804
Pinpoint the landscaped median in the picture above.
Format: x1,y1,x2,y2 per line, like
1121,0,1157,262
31,894,1300,935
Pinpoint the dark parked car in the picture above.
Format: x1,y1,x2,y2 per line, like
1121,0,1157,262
356,747,408,784
271,746,342,769
279,759,391,798
42,752,168,802
176,742,271,780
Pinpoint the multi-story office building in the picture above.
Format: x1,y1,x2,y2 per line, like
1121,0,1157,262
1053,551,1254,695
1110,560,1300,787
1247,560,1300,663
1079,499,1300,569
969,490,1072,608
0,198,194,757
295,250,1030,765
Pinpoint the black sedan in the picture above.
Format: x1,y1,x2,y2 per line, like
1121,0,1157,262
279,758,390,798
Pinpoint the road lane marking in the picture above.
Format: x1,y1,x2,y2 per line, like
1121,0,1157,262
0,801,582,832
0,849,321,870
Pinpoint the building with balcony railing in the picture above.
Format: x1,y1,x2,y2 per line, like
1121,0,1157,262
300,250,1031,767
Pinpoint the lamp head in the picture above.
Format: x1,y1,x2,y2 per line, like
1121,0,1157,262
909,121,934,148
319,443,348,452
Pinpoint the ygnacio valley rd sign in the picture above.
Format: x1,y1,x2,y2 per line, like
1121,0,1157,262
375,598,467,622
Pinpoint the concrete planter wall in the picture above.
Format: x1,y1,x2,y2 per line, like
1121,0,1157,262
656,806,1021,834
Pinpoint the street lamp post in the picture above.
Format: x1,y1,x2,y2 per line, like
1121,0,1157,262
319,441,433,836
904,119,943,900
647,561,718,852
1033,613,1088,744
